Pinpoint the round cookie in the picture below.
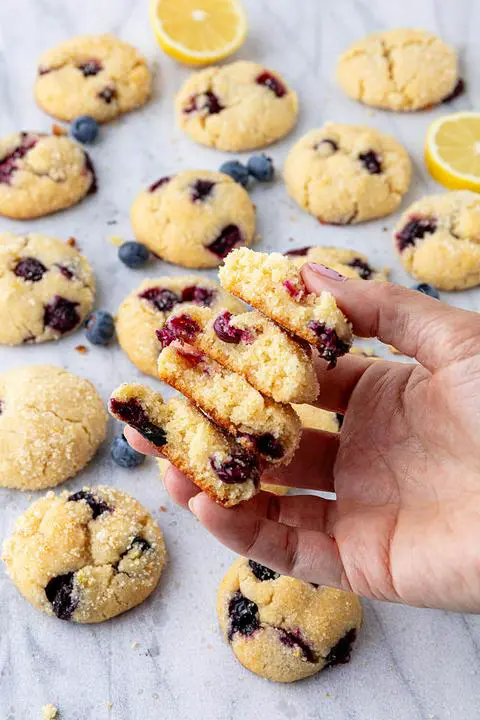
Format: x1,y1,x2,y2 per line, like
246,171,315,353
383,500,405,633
217,557,363,682
175,61,298,152
336,29,460,112
2,486,166,623
117,275,244,377
35,34,151,123
0,132,96,219
0,232,95,345
394,191,480,290
0,365,107,490
285,245,388,281
284,123,411,224
131,170,256,268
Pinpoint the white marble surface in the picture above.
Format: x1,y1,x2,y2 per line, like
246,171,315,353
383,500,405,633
1,1,480,718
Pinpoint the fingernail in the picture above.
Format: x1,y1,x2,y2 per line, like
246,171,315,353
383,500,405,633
188,496,199,516
306,263,347,281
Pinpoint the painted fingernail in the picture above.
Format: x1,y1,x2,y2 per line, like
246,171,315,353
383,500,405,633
306,263,347,281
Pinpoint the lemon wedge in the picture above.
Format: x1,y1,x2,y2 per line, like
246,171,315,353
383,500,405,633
150,0,248,66
425,112,480,192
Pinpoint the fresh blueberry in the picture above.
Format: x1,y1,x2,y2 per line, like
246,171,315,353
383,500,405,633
70,115,99,144
247,154,274,182
111,434,145,468
219,161,249,188
119,241,150,269
85,311,115,346
413,283,440,299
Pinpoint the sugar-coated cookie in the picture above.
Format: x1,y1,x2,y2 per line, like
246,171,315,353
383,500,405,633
0,232,95,345
394,191,480,290
109,384,260,508
158,342,301,465
175,61,298,152
219,249,353,366
2,486,165,622
284,123,411,224
0,365,107,490
35,34,151,122
336,29,460,111
116,275,243,377
217,557,363,682
285,245,388,281
157,304,319,404
131,170,256,268
0,132,96,219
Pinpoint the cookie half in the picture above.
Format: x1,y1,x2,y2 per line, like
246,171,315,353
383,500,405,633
336,29,460,112
285,245,388,282
0,232,95,345
116,275,243,377
156,304,319,404
394,190,480,290
2,486,166,623
35,34,151,122
283,123,411,224
109,384,260,508
158,342,301,465
219,249,353,366
175,61,298,152
0,132,96,219
217,557,363,683
131,170,256,268
0,365,107,491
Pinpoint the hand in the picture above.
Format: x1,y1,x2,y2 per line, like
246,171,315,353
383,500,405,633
126,264,480,612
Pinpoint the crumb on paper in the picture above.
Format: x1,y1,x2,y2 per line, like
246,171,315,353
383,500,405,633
131,641,140,649
159,505,167,513
67,237,79,249
108,235,124,248
75,345,89,354
382,226,389,232
106,219,118,226
52,123,67,136
106,701,113,711
42,705,58,720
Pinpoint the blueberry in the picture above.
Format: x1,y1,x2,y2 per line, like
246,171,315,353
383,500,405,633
70,115,99,144
413,283,440,299
85,310,115,345
111,434,145,468
219,161,249,188
119,241,150,269
247,154,274,182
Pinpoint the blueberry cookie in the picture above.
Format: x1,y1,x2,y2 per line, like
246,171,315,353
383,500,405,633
116,275,243,377
0,132,96,219
158,343,301,465
0,365,107,491
131,170,256,268
220,249,353,366
109,384,260,507
394,191,480,290
217,557,363,683
336,29,460,112
175,61,298,152
284,123,411,224
158,305,318,404
285,245,388,282
0,232,95,345
35,34,151,123
2,486,165,623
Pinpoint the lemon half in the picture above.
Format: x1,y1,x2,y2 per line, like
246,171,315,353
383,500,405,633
425,112,480,192
150,0,248,66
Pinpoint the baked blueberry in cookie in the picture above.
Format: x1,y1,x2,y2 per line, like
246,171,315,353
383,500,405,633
217,557,363,682
176,61,298,152
109,397,167,448
395,215,437,251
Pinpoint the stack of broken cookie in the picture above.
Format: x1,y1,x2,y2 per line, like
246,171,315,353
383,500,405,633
109,247,353,507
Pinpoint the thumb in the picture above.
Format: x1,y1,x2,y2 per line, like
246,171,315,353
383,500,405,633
301,263,480,373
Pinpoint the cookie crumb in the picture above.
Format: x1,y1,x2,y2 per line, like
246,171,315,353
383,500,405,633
107,219,118,225
109,235,124,247
67,237,79,249
159,505,167,512
131,641,140,649
52,123,67,136
42,704,58,720
106,701,113,711
75,344,89,354
382,226,389,232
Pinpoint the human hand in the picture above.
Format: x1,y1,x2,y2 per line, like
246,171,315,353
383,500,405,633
126,264,480,612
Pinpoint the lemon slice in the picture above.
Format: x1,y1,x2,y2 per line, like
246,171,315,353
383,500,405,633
425,112,480,192
150,0,248,66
